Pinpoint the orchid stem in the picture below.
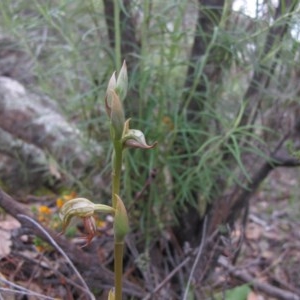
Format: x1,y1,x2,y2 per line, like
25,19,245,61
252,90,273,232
114,242,124,300
112,139,124,300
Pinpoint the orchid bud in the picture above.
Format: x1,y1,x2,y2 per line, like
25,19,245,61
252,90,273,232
114,195,129,243
106,71,117,95
109,90,125,140
116,61,128,101
105,72,117,117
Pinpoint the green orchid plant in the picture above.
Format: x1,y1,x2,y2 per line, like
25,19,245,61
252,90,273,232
59,61,157,300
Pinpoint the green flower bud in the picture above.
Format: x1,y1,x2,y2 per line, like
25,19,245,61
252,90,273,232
105,72,117,117
107,72,117,94
116,61,128,101
110,90,125,140
114,195,129,243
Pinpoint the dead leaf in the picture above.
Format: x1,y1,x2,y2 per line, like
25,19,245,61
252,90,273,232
247,291,265,300
0,229,11,258
246,223,262,240
0,215,20,258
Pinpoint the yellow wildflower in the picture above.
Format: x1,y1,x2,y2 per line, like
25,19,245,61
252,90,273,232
56,191,77,209
38,205,52,222
39,205,52,215
56,198,64,209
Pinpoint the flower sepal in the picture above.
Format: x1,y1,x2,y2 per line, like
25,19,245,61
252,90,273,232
115,60,128,101
122,119,157,149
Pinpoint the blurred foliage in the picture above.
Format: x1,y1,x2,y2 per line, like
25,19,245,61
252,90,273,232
0,0,300,243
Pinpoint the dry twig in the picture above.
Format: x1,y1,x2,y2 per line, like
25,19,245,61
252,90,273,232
218,256,300,300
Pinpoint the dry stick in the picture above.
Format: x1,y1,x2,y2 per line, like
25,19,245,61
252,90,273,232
0,276,56,299
142,255,192,300
14,251,91,295
218,256,300,300
17,214,95,300
183,216,208,300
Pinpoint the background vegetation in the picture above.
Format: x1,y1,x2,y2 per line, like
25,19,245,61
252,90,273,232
0,0,300,299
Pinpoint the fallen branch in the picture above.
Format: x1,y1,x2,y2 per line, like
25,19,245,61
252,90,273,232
218,256,300,300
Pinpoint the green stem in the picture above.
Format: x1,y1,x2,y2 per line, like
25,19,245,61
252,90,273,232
112,139,124,300
113,0,121,70
112,140,123,209
114,242,124,300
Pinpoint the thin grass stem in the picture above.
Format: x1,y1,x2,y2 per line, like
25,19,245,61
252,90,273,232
113,0,121,70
